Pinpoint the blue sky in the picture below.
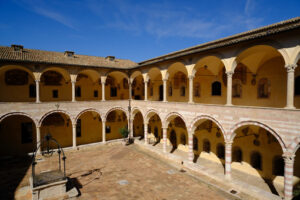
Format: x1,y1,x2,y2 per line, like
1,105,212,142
0,0,299,62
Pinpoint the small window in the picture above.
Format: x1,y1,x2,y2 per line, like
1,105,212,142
21,122,33,144
52,90,58,98
193,136,198,151
29,84,36,98
217,143,225,159
180,86,185,96
76,119,81,137
251,151,262,170
295,76,300,96
106,126,111,133
75,86,81,97
94,90,98,97
110,87,117,97
233,147,243,162
272,156,284,176
203,139,210,153
212,81,221,96
258,78,270,98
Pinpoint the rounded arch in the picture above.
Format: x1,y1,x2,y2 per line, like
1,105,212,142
41,67,71,82
104,107,128,121
163,112,187,128
39,110,73,127
0,64,35,80
0,112,37,127
233,44,286,73
130,70,143,81
189,115,225,139
167,61,188,76
294,46,300,65
144,109,162,124
105,70,129,79
131,107,144,119
193,55,225,76
229,121,286,151
77,69,100,83
287,136,300,154
75,108,102,123
147,67,162,79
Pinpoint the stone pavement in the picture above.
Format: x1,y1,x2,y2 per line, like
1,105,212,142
1,142,253,200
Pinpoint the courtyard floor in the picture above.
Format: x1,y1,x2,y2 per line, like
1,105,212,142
0,142,256,200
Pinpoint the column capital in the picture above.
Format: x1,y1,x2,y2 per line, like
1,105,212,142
144,122,148,126
162,78,168,82
100,76,107,84
35,79,40,83
283,153,295,164
226,71,234,77
285,64,297,73
72,123,77,128
188,75,194,80
225,140,233,146
71,80,76,84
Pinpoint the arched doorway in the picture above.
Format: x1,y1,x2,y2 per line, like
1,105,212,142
0,114,36,156
76,110,102,146
105,109,128,141
0,65,36,102
40,112,72,148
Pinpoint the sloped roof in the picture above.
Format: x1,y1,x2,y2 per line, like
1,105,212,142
0,46,138,69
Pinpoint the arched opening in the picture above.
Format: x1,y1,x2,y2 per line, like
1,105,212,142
233,45,286,108
40,112,72,148
105,109,128,141
232,146,243,163
132,75,144,100
166,116,188,153
293,148,300,199
192,118,224,169
76,111,102,146
105,71,129,100
0,65,36,102
147,68,163,101
0,114,36,156
167,62,189,102
232,124,284,196
147,113,162,145
193,56,226,104
76,70,101,101
294,64,300,109
133,111,144,138
40,68,71,102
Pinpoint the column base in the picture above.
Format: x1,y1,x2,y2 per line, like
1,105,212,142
284,106,296,109
226,103,233,106
36,101,41,103
101,100,106,102
225,173,231,180
188,101,194,104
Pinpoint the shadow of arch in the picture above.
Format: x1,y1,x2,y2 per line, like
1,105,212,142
132,111,144,139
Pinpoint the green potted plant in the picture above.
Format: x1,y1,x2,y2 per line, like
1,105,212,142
119,127,130,145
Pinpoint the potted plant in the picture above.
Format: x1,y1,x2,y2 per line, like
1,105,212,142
119,127,130,145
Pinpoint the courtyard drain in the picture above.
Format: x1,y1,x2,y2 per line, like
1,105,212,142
167,169,176,174
179,169,186,173
229,189,239,195
118,180,129,185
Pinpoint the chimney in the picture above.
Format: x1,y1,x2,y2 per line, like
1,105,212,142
105,56,115,61
11,44,23,52
64,51,74,57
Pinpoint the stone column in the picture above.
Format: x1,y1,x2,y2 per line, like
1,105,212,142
283,154,295,200
188,75,194,103
162,127,167,153
226,71,233,106
71,80,76,102
72,123,77,149
36,126,41,153
285,64,296,109
128,119,133,138
144,123,148,144
225,141,233,179
102,120,106,143
144,80,148,101
188,134,193,164
35,80,40,103
129,80,132,100
163,78,167,102
101,80,106,101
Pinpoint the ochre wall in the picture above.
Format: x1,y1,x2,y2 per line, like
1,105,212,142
105,110,128,141
40,82,72,102
0,115,36,155
133,112,143,137
77,112,102,145
75,77,102,101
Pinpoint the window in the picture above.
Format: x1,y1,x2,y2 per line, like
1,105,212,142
106,126,111,133
295,76,300,96
21,122,33,144
29,84,36,98
180,86,185,96
212,81,221,96
194,83,200,97
217,143,225,159
75,86,81,97
94,90,98,97
233,147,242,162
168,85,172,96
76,119,81,137
193,136,198,151
52,90,58,98
272,156,284,176
203,139,210,153
232,79,242,98
110,87,117,97
150,86,153,96
258,78,270,98
251,151,262,170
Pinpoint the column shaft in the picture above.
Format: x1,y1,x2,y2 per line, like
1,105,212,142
225,141,232,179
129,82,132,100
163,127,167,153
163,79,167,102
72,81,76,102
102,121,106,143
35,80,40,103
284,155,295,200
226,72,233,106
101,82,106,101
188,76,194,103
144,81,148,101
144,123,148,144
72,124,77,149
188,134,193,163
286,64,296,109
36,126,41,153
